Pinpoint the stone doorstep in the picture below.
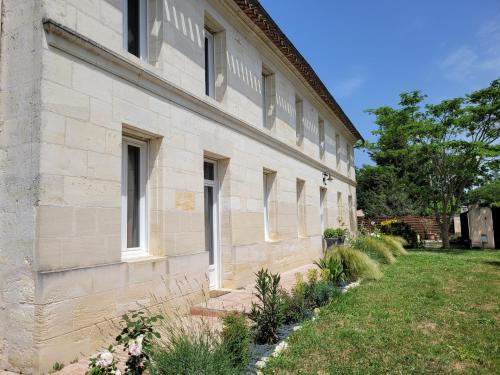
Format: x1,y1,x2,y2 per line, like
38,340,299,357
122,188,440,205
190,263,317,317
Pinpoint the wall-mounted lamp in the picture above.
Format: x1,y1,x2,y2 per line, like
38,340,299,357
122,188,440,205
322,171,334,185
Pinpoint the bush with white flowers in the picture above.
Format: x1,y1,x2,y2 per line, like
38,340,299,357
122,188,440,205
116,311,163,375
86,346,120,375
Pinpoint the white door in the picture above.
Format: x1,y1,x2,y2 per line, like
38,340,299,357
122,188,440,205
204,159,219,290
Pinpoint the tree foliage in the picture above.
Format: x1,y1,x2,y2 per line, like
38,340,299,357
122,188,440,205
360,79,500,248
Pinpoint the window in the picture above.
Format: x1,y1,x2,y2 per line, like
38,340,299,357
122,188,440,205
295,96,304,145
347,144,353,173
204,28,215,98
335,133,340,168
121,137,148,258
262,72,268,127
337,191,344,225
318,117,325,159
320,188,327,233
348,194,355,232
123,0,148,59
261,66,275,129
263,169,276,240
297,179,306,237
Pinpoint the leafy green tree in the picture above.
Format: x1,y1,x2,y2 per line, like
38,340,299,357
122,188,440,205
356,165,422,216
363,79,499,248
466,179,500,207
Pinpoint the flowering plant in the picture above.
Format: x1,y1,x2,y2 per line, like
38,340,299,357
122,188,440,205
116,311,163,375
86,346,120,375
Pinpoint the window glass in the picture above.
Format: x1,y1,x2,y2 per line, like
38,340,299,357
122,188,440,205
127,0,140,57
204,161,214,181
204,29,215,97
127,145,140,248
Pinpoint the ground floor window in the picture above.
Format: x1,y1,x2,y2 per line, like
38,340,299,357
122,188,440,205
121,136,148,258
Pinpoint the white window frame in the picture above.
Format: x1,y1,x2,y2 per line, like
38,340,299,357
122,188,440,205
204,28,215,98
204,158,220,290
123,0,148,60
263,172,271,240
121,136,148,258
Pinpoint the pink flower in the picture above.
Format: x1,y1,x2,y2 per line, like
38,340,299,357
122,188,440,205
128,342,142,356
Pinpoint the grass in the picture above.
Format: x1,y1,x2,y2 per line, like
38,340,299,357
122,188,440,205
263,250,500,374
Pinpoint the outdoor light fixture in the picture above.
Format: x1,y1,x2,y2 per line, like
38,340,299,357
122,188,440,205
322,171,334,185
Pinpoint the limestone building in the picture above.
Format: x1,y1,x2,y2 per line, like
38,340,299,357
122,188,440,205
0,0,362,372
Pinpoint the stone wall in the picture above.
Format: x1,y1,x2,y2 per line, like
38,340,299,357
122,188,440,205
0,0,359,372
0,0,43,371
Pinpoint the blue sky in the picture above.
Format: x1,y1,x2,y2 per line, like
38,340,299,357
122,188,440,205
259,0,500,166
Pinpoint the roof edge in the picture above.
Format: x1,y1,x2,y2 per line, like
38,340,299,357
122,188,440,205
232,0,364,141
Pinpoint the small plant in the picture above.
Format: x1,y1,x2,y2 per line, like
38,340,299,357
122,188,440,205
331,246,383,281
86,346,120,375
307,268,318,285
323,227,348,238
314,254,346,284
380,235,408,256
220,312,251,370
279,288,310,324
150,333,238,375
309,280,341,307
353,235,396,264
50,362,64,373
248,268,283,344
116,311,163,375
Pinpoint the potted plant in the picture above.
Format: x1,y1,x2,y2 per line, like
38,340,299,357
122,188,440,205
323,228,348,249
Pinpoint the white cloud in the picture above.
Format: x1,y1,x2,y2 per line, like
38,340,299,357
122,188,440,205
438,15,500,83
332,76,365,98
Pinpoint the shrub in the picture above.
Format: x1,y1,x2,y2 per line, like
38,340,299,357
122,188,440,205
280,273,311,324
220,313,251,370
380,220,417,246
330,246,383,281
248,269,283,344
116,311,163,375
353,235,396,264
279,288,310,324
308,280,341,307
150,333,238,375
323,227,348,238
380,235,408,256
307,268,318,285
314,254,345,284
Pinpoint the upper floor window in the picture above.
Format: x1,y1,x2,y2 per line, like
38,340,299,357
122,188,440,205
347,144,352,172
318,117,325,159
123,0,148,60
295,96,304,145
262,65,275,129
121,136,148,258
204,28,215,98
335,133,340,168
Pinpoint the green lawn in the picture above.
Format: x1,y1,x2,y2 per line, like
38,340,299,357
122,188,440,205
263,250,500,374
